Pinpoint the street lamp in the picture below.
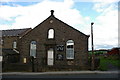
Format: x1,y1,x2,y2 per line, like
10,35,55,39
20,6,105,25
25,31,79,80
91,22,95,70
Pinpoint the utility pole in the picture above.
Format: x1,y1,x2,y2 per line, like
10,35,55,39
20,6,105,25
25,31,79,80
91,22,95,70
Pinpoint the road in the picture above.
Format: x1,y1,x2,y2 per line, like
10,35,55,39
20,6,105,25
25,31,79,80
1,71,120,80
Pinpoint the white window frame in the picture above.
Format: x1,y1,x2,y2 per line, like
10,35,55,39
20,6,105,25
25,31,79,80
66,40,74,59
48,29,54,39
1,39,3,45
30,41,36,58
13,41,17,49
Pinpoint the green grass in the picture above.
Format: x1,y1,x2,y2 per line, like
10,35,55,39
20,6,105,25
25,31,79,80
88,51,107,55
99,57,108,71
107,59,120,67
98,55,120,71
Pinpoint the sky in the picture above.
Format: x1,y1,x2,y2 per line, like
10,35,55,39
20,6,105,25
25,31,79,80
0,0,119,50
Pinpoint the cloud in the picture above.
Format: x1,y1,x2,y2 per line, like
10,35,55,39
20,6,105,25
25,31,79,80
0,0,118,50
0,0,85,30
91,1,118,49
0,0,119,2
0,0,13,2
92,0,119,3
0,24,12,30
118,2,120,47
80,1,118,50
93,1,118,12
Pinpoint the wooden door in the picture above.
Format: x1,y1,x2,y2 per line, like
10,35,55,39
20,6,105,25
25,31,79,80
47,48,54,65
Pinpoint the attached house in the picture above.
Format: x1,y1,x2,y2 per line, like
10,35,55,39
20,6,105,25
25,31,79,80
2,10,89,71
2,28,31,63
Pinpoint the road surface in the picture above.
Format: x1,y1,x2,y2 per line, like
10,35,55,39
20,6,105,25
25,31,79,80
1,71,120,80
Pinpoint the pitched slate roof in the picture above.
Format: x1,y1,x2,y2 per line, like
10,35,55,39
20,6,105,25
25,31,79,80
2,28,31,37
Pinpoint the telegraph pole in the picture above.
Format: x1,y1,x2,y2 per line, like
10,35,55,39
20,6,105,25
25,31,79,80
91,22,95,70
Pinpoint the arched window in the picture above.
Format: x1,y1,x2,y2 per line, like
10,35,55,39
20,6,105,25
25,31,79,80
13,41,17,49
48,29,54,39
66,40,74,59
30,41,36,58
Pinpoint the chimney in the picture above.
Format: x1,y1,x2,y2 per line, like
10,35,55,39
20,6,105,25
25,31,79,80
50,10,54,16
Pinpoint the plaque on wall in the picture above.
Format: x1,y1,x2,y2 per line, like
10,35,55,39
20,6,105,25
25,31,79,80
57,54,63,60
56,45,64,51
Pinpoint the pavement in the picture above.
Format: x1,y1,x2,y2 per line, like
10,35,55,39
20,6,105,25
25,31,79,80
1,70,120,75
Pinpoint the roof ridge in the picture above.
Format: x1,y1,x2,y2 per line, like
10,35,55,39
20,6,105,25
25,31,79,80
2,28,32,37
2,28,31,31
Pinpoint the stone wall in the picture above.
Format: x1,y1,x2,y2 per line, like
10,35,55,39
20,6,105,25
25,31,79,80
2,36,18,49
19,15,89,70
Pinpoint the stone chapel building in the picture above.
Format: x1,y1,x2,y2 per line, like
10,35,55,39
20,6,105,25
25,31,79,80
2,10,89,71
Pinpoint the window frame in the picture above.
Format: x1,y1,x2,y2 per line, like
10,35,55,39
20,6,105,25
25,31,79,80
1,39,4,45
13,41,17,49
48,28,55,39
30,41,37,58
66,40,74,59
